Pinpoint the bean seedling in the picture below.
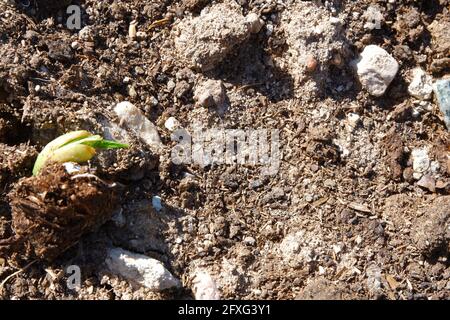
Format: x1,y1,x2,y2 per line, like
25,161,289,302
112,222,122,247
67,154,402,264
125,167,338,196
32,130,129,176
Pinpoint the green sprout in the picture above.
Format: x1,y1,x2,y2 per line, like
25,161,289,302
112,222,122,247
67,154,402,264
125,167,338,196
32,130,129,176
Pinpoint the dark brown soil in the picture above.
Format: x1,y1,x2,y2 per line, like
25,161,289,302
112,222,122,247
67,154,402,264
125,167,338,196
0,0,449,300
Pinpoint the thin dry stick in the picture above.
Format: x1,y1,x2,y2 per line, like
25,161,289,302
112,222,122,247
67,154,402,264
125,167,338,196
0,259,37,289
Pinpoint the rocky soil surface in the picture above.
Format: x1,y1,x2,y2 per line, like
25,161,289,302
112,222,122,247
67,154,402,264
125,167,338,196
0,0,449,300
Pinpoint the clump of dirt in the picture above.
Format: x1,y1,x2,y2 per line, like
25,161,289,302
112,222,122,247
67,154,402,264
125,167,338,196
274,1,348,98
0,164,120,263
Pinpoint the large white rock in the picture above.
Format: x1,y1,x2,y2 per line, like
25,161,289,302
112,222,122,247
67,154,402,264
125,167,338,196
408,68,433,100
356,45,399,97
114,101,162,148
105,247,180,291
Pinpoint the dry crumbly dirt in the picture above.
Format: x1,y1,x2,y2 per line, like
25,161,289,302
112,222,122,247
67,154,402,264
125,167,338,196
0,0,449,300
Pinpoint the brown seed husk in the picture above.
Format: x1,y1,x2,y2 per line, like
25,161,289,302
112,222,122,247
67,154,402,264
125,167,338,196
0,164,119,263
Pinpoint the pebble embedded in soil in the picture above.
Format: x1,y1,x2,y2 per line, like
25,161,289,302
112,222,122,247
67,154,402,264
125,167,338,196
164,117,180,131
245,12,264,34
114,101,162,149
411,147,430,180
105,247,180,291
416,175,436,193
356,45,399,97
193,79,228,109
363,5,384,30
408,68,433,101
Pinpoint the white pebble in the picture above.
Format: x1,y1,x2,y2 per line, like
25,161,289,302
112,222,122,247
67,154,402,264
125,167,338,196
356,45,399,97
246,13,264,34
408,68,433,100
164,117,180,131
114,101,162,148
412,147,430,180
129,21,137,40
106,247,180,291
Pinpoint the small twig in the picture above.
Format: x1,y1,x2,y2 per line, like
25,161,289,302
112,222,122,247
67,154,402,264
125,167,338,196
0,259,37,290
148,18,171,31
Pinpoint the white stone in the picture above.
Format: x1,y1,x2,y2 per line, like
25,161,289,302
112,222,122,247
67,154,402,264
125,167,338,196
243,236,256,246
412,147,430,180
105,247,180,291
71,41,80,50
114,101,162,148
356,45,399,97
63,162,81,174
128,21,137,39
164,117,180,131
246,13,264,34
78,26,94,41
347,113,360,131
363,5,384,30
408,68,433,100
192,271,221,300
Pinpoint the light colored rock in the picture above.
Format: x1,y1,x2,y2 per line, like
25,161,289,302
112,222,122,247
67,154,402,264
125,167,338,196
366,264,382,294
164,117,180,131
105,247,180,291
114,101,162,148
63,162,81,174
128,21,137,39
194,79,227,109
356,45,399,97
417,175,436,193
363,5,384,30
192,271,221,300
433,79,450,130
411,147,430,180
245,13,264,34
78,26,94,41
243,236,256,246
346,113,360,131
408,68,433,100
174,3,251,71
